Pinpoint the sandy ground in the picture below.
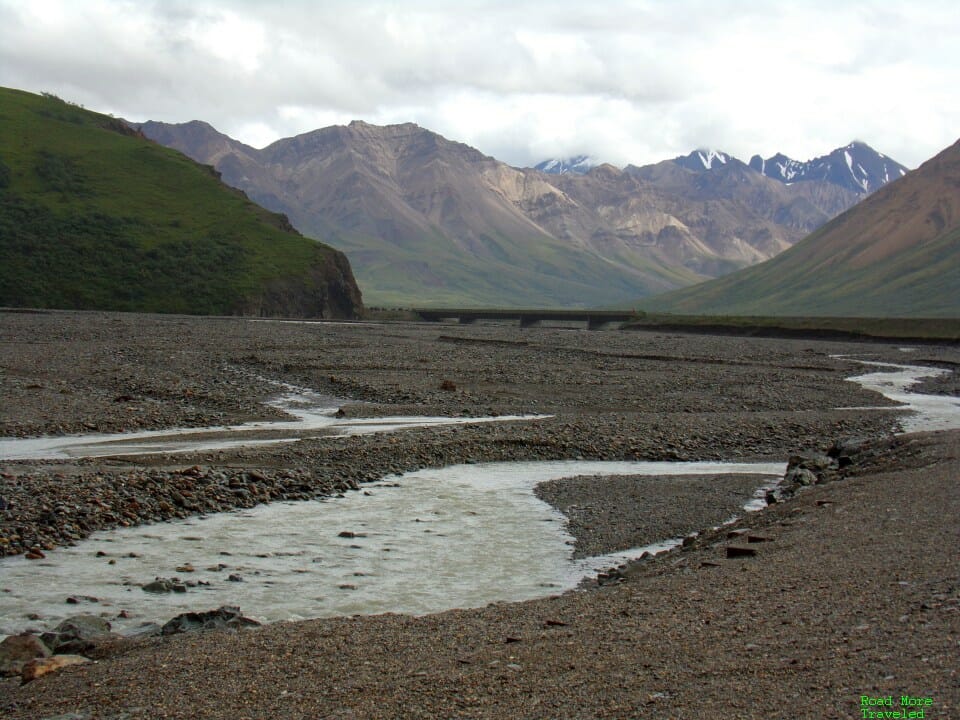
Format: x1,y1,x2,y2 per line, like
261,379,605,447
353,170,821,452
1,310,958,718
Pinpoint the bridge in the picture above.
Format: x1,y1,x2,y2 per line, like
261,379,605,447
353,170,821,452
412,308,640,330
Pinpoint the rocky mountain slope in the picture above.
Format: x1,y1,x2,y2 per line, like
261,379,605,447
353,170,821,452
142,120,899,308
0,88,362,318
641,139,960,317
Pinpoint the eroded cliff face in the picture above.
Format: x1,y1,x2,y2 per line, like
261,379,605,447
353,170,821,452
238,247,364,319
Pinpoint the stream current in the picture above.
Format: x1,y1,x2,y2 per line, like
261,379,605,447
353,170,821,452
0,354,956,636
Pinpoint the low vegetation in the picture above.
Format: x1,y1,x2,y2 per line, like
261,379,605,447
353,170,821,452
0,88,359,316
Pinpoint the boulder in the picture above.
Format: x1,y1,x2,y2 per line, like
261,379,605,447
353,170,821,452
40,615,114,655
0,633,51,677
784,467,818,488
142,577,187,593
160,606,260,636
119,622,162,639
828,436,873,461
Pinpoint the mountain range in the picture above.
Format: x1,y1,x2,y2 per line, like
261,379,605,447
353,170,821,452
640,138,960,317
139,120,906,307
538,142,907,196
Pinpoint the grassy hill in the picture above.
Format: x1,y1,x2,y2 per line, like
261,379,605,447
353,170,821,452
639,139,960,318
0,88,361,317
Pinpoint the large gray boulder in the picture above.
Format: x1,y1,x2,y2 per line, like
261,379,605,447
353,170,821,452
161,605,260,636
40,615,115,654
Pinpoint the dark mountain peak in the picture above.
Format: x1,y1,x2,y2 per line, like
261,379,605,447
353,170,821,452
673,149,736,171
751,141,909,194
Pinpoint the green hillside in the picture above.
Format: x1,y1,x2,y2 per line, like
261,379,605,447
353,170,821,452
314,225,699,309
640,223,960,318
0,88,361,317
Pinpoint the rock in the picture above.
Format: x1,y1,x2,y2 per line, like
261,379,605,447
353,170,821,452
726,546,757,558
25,548,45,560
65,595,98,605
784,467,818,487
0,633,51,677
142,578,177,593
828,436,873,460
785,452,838,486
440,379,457,391
160,606,260,635
119,622,162,639
40,615,114,654
227,573,243,582
21,654,90,683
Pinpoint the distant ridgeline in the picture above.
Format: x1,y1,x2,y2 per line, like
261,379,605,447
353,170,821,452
0,87,362,318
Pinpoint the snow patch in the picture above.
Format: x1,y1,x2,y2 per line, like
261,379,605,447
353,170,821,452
697,149,729,170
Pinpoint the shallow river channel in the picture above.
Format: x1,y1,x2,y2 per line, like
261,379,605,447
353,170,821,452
0,355,956,635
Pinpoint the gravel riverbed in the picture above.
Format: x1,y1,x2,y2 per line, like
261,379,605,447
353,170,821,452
1,310,957,718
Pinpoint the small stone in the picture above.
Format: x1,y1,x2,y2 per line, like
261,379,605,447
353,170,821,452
726,546,757,558
227,574,243,582
21,654,90,683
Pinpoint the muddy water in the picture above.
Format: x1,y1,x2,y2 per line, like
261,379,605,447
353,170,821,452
844,358,960,432
1,359,956,636
0,384,545,460
0,460,783,636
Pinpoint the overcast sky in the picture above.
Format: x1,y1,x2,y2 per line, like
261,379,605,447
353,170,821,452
1,0,957,169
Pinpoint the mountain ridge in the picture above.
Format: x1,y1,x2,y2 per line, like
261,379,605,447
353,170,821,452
140,119,899,307
639,138,960,317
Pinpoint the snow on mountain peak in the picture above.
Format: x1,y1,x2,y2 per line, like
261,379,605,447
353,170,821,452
695,149,730,170
534,155,598,175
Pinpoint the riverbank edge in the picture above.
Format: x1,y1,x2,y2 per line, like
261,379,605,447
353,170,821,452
3,428,956,719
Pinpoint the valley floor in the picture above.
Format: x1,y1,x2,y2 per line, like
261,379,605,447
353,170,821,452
0,310,957,718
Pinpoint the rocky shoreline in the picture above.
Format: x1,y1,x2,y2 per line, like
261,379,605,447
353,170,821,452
2,430,956,718
1,310,958,718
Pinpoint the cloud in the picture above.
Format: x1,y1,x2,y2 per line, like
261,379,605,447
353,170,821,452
1,0,957,168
